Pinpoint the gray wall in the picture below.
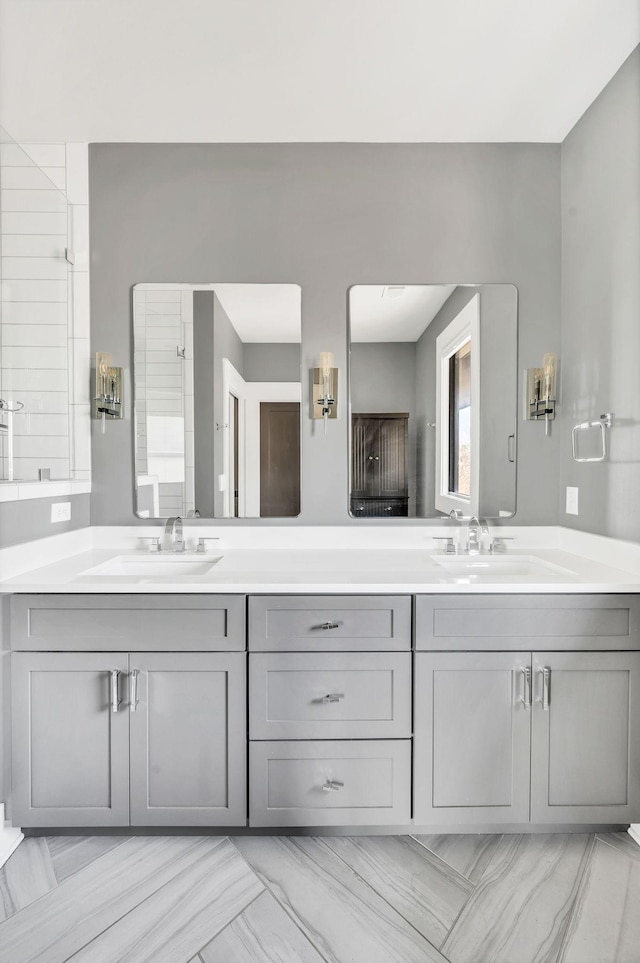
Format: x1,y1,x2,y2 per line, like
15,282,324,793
0,493,90,549
244,343,300,383
89,142,561,526
559,47,640,541
193,290,215,517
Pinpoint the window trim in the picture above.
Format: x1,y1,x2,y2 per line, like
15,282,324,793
435,294,480,516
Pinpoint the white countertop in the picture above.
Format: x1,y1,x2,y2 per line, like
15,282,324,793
2,525,640,593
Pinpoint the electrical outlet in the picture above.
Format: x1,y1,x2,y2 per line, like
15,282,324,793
566,487,579,515
51,502,71,523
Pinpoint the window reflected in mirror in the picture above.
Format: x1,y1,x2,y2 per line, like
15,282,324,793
133,283,301,519
348,284,517,519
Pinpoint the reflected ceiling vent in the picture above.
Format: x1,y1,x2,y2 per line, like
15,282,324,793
381,285,406,300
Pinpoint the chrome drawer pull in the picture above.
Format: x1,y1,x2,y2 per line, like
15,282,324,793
130,669,139,712
322,780,344,792
321,692,344,704
318,621,339,630
110,669,121,713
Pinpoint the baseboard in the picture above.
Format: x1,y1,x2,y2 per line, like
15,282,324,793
0,804,24,869
628,824,640,848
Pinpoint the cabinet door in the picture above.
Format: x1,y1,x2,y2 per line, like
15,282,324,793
377,417,407,495
129,653,246,826
11,653,130,827
414,652,531,825
531,651,640,823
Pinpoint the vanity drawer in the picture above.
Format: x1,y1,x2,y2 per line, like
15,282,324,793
9,594,246,652
249,652,411,739
249,739,411,827
248,595,411,651
415,594,640,651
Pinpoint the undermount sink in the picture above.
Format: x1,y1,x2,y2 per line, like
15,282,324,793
77,554,223,580
431,554,578,582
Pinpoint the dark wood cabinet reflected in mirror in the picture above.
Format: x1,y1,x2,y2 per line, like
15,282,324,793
351,413,409,517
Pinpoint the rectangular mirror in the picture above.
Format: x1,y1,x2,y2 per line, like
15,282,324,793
133,283,301,518
348,284,517,519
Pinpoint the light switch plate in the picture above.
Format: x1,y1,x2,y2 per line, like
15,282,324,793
566,487,579,515
51,502,71,523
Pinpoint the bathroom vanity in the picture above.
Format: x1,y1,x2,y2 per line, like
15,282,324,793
3,526,640,834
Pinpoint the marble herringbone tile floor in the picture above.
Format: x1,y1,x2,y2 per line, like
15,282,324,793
0,832,639,963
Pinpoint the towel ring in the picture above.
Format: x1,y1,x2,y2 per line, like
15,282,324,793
571,412,614,463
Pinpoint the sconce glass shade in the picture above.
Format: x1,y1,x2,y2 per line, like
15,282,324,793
543,352,557,401
96,351,111,397
319,351,334,377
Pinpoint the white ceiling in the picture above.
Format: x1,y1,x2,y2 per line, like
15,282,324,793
350,285,457,342
0,0,637,143
214,284,301,342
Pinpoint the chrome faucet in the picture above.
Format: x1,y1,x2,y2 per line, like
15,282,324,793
164,516,185,552
467,516,489,555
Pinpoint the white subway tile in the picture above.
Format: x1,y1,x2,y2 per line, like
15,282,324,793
69,205,89,270
19,144,66,168
71,404,91,471
145,304,183,316
146,363,183,378
71,272,90,338
1,211,67,235
1,279,67,302
0,167,58,190
0,144,36,166
2,368,68,391
1,323,67,347
41,167,67,192
72,338,91,405
1,189,66,213
2,346,68,369
65,144,89,204
14,435,69,459
1,256,67,280
0,234,67,258
0,389,68,414
1,301,68,324
146,290,182,303
145,350,180,364
12,413,68,436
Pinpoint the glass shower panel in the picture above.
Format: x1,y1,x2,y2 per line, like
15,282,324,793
0,124,70,481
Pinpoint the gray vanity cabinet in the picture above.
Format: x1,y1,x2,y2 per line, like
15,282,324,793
414,596,640,827
413,652,532,825
248,595,413,827
10,594,247,829
11,653,131,827
129,652,246,826
11,651,247,828
530,651,640,824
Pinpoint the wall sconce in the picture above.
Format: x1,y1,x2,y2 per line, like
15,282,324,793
94,351,124,432
311,351,338,433
526,352,557,436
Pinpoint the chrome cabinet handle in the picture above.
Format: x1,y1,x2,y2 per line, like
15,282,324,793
321,693,344,704
130,669,139,712
507,433,516,463
519,666,531,709
314,621,340,630
542,667,551,710
322,780,344,792
110,670,121,713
